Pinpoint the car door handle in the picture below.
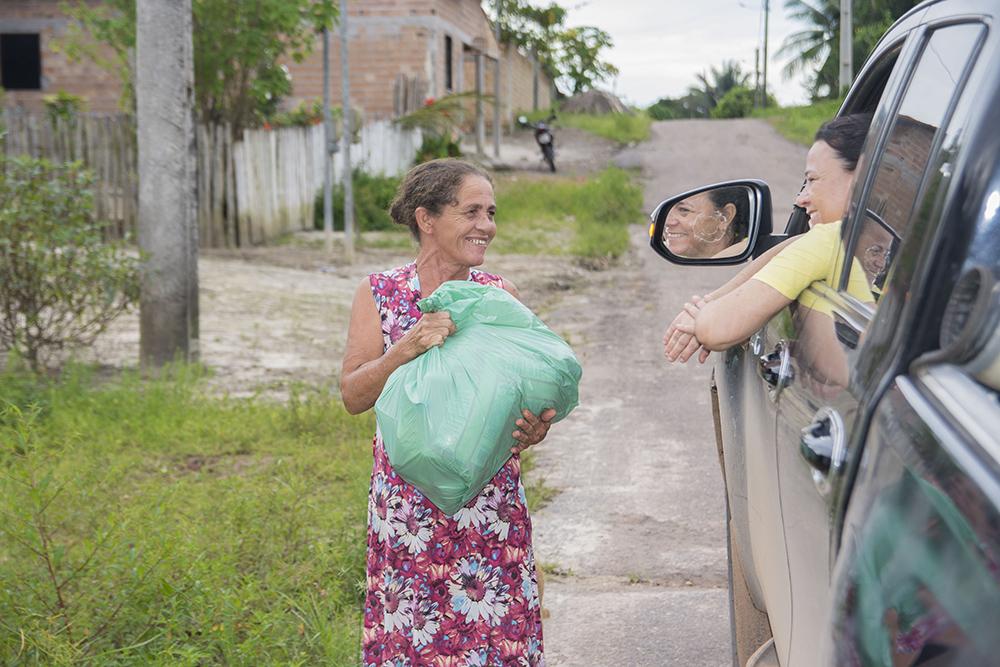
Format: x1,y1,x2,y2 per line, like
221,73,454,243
758,340,792,389
800,407,846,496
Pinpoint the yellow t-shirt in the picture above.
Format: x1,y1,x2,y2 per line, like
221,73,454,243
752,220,874,309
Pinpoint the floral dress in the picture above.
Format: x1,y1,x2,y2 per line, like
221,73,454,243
363,262,545,667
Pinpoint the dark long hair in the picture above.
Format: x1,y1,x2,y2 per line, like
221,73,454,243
814,113,873,171
707,186,751,243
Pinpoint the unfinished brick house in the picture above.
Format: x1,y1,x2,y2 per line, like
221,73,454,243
1,0,553,127
286,0,554,126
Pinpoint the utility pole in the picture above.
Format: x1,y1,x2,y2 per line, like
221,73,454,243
762,0,770,108
475,52,485,154
754,47,761,107
493,0,502,158
136,0,198,367
839,0,853,94
340,0,355,262
322,27,336,256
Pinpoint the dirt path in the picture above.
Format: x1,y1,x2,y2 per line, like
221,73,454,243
530,119,807,666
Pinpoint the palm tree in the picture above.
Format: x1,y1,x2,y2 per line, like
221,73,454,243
778,0,922,100
689,60,751,112
776,0,839,99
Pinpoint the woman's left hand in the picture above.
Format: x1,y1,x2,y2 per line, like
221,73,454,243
511,408,557,454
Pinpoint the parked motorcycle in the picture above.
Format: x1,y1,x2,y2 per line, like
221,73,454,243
518,114,557,172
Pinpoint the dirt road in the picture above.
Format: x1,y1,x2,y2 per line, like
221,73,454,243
530,119,806,666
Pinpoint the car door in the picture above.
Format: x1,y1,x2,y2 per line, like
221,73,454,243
767,21,988,666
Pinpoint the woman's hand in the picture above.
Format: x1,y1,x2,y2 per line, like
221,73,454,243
511,408,557,454
397,311,456,362
663,295,710,364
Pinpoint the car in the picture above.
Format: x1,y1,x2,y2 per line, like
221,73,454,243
648,1,1000,665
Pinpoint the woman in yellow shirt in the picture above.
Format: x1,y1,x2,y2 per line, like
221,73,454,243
664,113,873,360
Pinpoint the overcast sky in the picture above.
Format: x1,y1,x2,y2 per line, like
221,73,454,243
553,0,814,107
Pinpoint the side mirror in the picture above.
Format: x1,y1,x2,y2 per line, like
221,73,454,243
648,180,773,265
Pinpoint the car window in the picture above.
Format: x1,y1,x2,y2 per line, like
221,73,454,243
842,24,983,306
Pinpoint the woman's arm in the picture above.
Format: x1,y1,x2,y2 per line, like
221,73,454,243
664,236,797,362
704,236,797,302
691,279,791,350
340,278,455,414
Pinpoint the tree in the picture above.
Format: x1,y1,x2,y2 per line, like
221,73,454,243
490,2,617,97
689,60,751,111
62,0,338,137
492,0,566,81
0,157,139,371
777,0,920,100
557,26,619,95
711,86,757,119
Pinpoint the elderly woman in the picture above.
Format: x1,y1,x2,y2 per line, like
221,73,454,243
341,159,553,665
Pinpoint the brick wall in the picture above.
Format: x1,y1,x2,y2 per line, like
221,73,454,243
869,116,937,235
0,0,122,112
283,0,501,120
1,0,548,129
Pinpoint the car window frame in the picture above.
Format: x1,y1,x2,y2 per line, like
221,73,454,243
837,20,989,313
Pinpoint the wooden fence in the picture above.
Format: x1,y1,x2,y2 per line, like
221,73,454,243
1,111,138,238
1,110,422,247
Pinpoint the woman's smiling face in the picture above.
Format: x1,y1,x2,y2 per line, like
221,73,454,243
663,192,731,257
795,140,856,227
419,175,497,266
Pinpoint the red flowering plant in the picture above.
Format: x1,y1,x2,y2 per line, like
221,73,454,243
396,92,491,163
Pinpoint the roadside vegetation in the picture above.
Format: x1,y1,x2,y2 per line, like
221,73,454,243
0,354,563,664
306,167,644,262
0,363,371,664
520,108,651,144
557,111,651,144
753,98,843,145
493,167,644,260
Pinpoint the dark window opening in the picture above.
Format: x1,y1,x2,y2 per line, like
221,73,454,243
1,33,42,90
444,35,453,91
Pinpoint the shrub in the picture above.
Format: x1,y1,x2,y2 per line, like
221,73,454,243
314,170,401,233
415,132,461,163
0,156,139,371
42,90,86,125
711,86,756,119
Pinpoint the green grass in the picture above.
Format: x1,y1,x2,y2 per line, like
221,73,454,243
753,98,844,146
493,167,644,260
557,112,651,144
0,362,563,665
519,109,651,144
0,363,373,665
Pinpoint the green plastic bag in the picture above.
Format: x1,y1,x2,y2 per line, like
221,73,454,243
375,280,582,515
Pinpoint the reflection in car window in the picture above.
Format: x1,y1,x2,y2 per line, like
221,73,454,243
847,24,982,302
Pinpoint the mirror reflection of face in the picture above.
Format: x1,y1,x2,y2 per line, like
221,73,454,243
663,192,737,258
857,222,893,282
